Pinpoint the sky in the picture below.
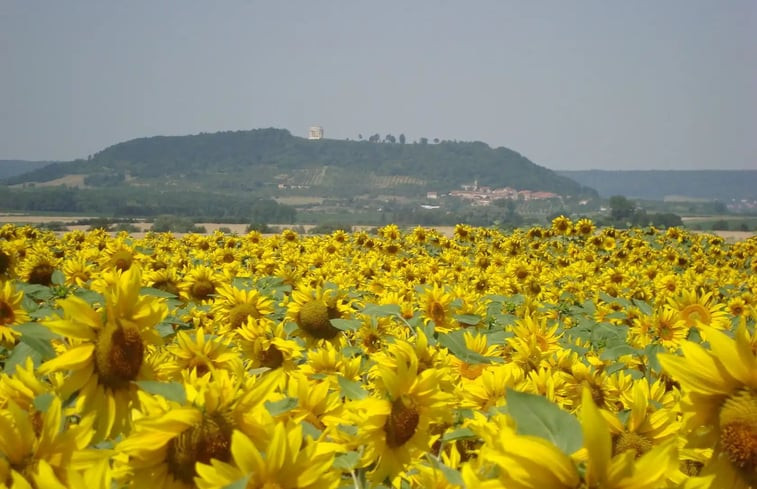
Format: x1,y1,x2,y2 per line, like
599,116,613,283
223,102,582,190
1,1,755,171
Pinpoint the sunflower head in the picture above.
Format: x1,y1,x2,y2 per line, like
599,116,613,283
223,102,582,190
718,389,757,472
95,321,144,389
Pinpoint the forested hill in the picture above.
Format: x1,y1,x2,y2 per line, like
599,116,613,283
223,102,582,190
559,170,757,202
0,160,54,179
6,128,595,198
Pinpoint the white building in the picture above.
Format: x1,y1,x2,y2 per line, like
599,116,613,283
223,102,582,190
308,126,324,140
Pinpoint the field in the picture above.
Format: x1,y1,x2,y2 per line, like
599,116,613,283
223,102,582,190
0,219,755,488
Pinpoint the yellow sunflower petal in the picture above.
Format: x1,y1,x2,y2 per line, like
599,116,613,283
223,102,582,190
38,344,95,375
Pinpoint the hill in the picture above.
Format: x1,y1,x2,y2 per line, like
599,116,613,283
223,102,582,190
6,128,594,198
559,170,757,202
0,160,55,179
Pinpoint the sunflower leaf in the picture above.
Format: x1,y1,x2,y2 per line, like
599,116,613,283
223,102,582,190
453,314,481,325
139,287,178,298
264,397,298,416
333,451,361,471
222,476,250,489
362,303,402,317
440,427,476,442
330,318,362,331
338,376,368,400
4,341,42,374
136,381,187,404
506,388,583,455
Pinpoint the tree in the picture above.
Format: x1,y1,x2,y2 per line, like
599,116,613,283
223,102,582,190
399,134,406,144
368,134,381,143
433,138,440,144
384,134,396,144
419,137,428,145
358,134,363,140
609,195,635,222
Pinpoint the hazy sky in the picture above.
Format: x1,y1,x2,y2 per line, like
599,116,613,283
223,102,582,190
1,1,755,170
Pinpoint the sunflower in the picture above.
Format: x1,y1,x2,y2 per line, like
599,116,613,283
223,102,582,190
602,378,680,459
461,388,678,489
194,422,340,489
0,242,17,279
179,265,224,303
352,340,453,483
0,396,96,487
236,318,301,372
18,245,59,286
659,324,757,486
61,256,96,287
551,215,572,235
0,280,29,346
210,283,274,334
163,328,243,379
38,266,167,441
100,239,137,272
418,284,457,332
145,267,182,298
116,372,245,488
285,284,351,342
667,288,729,332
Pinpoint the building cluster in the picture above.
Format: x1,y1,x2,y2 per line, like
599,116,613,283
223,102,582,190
447,182,559,206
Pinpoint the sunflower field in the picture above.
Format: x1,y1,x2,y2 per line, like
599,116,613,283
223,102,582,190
0,219,755,489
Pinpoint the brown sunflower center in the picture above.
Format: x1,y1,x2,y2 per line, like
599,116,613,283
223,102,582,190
260,345,284,369
166,414,232,484
384,398,420,448
0,300,15,325
190,279,215,301
614,432,653,458
95,323,144,389
28,263,55,286
229,303,260,329
429,301,446,325
0,251,10,275
719,390,757,472
297,300,339,339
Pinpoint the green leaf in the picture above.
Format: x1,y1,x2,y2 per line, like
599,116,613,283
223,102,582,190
438,332,503,365
13,324,57,359
51,269,65,286
74,289,104,305
427,456,464,486
140,287,177,298
338,376,368,400
632,299,653,316
301,420,322,440
643,344,664,374
4,341,42,374
136,381,187,404
222,476,250,489
440,427,476,442
506,388,583,455
362,304,402,317
33,392,55,412
329,318,362,331
156,323,176,337
453,314,481,325
600,344,637,361
333,451,361,471
264,397,298,416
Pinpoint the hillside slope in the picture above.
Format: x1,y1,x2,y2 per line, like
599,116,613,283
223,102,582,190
6,129,595,198
559,170,757,202
0,160,55,179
